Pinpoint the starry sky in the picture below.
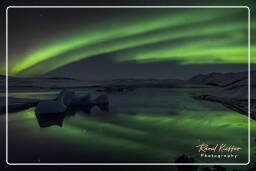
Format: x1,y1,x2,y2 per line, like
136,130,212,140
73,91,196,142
3,7,255,80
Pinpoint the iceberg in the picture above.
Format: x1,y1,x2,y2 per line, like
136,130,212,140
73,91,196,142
35,89,108,115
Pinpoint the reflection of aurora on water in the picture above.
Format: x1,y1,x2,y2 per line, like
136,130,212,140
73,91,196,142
5,7,253,77
7,88,251,165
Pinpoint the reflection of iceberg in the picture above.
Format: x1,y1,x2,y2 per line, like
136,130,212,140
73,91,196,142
35,105,109,128
35,89,108,115
36,113,66,127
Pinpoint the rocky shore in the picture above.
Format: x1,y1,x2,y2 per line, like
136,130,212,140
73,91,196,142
189,71,255,120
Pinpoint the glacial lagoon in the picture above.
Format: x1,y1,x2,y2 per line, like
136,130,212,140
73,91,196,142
2,88,253,168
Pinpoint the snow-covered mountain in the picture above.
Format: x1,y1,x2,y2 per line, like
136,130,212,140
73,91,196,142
188,71,255,100
187,71,254,87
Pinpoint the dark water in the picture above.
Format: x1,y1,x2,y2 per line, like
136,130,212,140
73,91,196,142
2,88,253,166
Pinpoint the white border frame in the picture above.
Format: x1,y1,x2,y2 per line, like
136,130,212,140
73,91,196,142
5,6,251,166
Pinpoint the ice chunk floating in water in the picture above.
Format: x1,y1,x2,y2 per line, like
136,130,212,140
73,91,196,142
35,89,109,115
35,89,71,115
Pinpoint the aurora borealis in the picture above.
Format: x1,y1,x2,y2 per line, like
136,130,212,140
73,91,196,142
5,7,254,78
2,4,255,167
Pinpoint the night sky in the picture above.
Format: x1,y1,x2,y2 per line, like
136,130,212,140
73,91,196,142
3,7,255,80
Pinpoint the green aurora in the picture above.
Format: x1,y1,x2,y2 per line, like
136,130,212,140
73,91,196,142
6,8,254,76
